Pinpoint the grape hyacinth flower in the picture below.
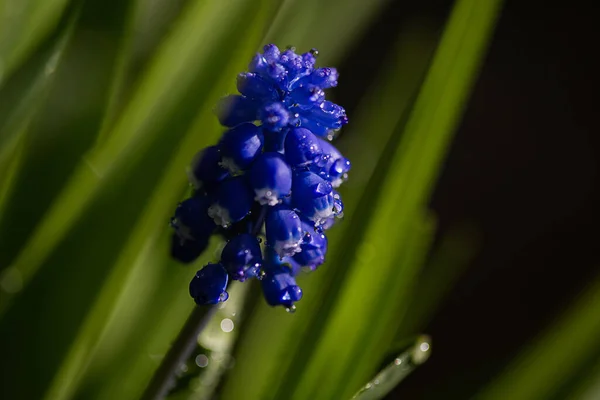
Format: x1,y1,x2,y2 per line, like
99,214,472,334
170,44,351,311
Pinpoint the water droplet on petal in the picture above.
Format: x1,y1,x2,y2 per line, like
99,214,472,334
285,304,297,313
219,291,229,302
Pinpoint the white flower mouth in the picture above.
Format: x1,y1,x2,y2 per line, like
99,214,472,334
330,177,343,188
186,168,202,189
312,206,334,226
171,218,195,241
273,239,302,258
207,204,232,227
254,188,279,206
220,157,241,174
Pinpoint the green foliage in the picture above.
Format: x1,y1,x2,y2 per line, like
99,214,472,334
352,335,432,400
477,277,600,400
10,0,585,399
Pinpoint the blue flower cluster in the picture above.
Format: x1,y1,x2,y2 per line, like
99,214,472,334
171,44,350,310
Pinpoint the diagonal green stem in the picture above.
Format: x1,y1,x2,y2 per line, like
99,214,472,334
141,305,217,400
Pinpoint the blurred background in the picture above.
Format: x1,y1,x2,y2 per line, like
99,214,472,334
0,0,598,399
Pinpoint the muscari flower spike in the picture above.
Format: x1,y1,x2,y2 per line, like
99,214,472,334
170,44,351,310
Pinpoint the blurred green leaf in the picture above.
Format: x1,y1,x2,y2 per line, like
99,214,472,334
0,11,74,170
396,223,479,338
0,0,133,310
0,0,272,314
0,0,70,84
0,0,275,398
264,0,391,63
40,1,278,399
96,0,192,142
477,275,600,400
352,335,431,400
567,357,600,400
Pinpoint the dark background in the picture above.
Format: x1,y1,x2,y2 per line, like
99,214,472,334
339,0,598,398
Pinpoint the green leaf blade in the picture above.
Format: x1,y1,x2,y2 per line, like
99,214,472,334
352,335,432,400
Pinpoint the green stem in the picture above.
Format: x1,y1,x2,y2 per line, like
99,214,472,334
141,305,217,400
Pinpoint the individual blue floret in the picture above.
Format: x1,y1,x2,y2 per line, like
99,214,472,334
263,127,287,153
260,102,290,131
293,221,328,270
261,265,303,309
171,196,216,241
221,234,262,281
237,72,278,101
249,152,292,206
284,127,322,167
292,170,336,226
170,233,209,264
294,100,348,137
288,84,325,109
265,205,303,258
315,139,351,187
189,263,229,305
207,177,253,227
189,146,229,191
218,122,264,173
215,95,260,127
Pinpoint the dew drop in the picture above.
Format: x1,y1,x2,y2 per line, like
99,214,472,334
219,291,229,302
195,354,209,368
310,48,319,57
257,270,266,280
220,318,234,332
285,304,297,313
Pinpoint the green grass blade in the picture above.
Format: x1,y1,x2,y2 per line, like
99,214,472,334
351,335,432,400
566,357,600,400
0,14,74,169
0,0,270,315
477,275,600,400
40,2,277,398
43,10,271,395
264,0,391,63
95,0,194,143
396,223,479,338
0,0,70,84
278,0,503,398
0,22,73,231
167,282,252,400
0,0,130,309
